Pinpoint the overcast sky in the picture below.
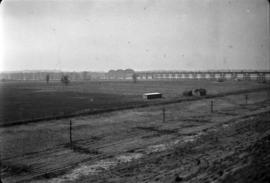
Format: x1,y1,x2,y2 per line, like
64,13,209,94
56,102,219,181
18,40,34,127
0,0,269,72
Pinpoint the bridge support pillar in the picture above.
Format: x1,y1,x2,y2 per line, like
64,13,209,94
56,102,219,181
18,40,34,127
220,73,225,80
244,73,251,81
257,73,266,82
210,73,215,80
192,73,197,80
200,73,206,79
231,73,237,80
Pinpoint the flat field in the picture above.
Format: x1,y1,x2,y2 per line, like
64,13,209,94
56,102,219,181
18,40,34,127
0,80,270,183
0,80,267,125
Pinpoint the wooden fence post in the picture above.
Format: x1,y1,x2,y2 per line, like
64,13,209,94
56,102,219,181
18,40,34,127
162,108,166,123
70,120,73,147
211,100,214,113
245,94,248,105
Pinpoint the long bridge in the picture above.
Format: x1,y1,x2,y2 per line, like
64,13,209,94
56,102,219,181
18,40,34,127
1,70,270,81
134,70,270,81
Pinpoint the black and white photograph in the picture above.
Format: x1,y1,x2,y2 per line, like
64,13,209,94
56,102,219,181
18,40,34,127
0,0,270,182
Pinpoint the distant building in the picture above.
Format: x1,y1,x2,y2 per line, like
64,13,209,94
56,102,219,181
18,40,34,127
143,92,162,99
107,69,135,80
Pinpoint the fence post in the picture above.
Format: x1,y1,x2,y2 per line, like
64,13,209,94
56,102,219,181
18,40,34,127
211,100,214,113
245,94,248,105
70,120,73,147
162,108,166,123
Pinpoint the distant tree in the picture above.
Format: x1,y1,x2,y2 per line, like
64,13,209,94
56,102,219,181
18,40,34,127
61,75,70,85
125,69,135,73
46,74,50,84
132,73,137,83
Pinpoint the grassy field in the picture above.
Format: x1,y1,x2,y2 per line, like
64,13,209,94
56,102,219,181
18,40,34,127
0,80,268,125
1,89,269,182
0,79,270,182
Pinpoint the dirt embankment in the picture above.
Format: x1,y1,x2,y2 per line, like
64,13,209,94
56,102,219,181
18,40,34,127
74,111,270,183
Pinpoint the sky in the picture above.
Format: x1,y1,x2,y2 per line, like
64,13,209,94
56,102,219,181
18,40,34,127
0,0,269,72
